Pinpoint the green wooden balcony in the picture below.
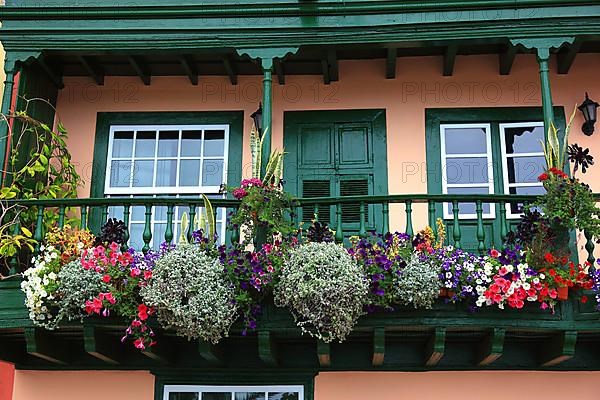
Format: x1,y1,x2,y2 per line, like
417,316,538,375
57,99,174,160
0,193,599,370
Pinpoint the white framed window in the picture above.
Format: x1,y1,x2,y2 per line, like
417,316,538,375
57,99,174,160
499,122,546,218
440,123,495,220
105,125,229,248
163,385,304,400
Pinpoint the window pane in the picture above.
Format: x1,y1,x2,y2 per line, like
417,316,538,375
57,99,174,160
181,130,203,157
506,156,546,184
112,131,134,158
132,160,155,187
446,186,491,215
202,160,224,186
158,131,179,157
131,205,145,222
180,160,201,187
154,223,167,248
444,127,487,154
155,205,167,221
268,394,299,400
235,393,265,400
203,393,232,400
445,157,489,184
129,223,144,250
504,125,544,154
204,130,225,157
110,160,132,188
135,131,156,157
156,160,178,187
169,393,199,400
108,205,124,221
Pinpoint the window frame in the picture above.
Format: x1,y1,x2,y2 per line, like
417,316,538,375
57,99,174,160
498,121,546,219
90,112,243,240
439,122,495,220
163,385,304,400
105,124,230,195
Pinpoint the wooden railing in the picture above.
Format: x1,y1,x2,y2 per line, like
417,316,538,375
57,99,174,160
4,193,599,272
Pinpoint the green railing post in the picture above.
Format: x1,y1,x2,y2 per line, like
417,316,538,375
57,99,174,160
260,60,274,177
165,204,174,244
382,202,389,235
142,204,152,253
452,200,461,249
313,204,319,222
499,202,508,245
359,201,367,238
335,203,343,243
231,207,240,245
187,203,197,242
80,206,88,230
405,200,413,238
0,54,19,188
428,200,437,238
57,205,66,229
9,219,21,274
585,230,596,265
475,200,485,255
100,205,109,225
34,207,44,254
121,205,130,252
535,47,555,132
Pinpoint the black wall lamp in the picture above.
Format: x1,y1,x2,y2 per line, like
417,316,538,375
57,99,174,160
578,93,599,136
251,103,263,136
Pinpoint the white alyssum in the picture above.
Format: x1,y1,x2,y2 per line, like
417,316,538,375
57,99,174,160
141,245,237,343
275,242,368,343
396,254,440,309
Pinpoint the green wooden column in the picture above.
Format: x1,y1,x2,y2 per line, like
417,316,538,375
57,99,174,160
0,54,19,187
261,60,273,177
536,47,555,131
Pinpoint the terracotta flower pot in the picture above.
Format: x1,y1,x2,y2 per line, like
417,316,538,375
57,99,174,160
439,288,456,298
557,286,569,301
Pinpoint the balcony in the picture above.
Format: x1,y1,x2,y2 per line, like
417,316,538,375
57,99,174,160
1,193,600,370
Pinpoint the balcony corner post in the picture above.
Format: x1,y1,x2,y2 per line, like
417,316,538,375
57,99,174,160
535,47,554,132
261,59,274,177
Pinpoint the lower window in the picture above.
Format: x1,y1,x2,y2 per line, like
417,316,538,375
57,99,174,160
164,386,304,400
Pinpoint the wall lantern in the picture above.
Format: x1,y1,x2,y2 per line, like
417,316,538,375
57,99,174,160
578,93,599,136
251,103,263,136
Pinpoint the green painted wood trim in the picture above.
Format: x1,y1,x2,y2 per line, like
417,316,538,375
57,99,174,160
425,327,446,367
477,328,505,366
90,111,243,235
258,331,278,367
540,330,577,367
83,324,120,365
372,327,385,367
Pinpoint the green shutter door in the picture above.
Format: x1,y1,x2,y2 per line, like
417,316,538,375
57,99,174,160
284,110,388,236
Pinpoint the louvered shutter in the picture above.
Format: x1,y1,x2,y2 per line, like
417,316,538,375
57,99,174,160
301,179,332,224
339,177,370,224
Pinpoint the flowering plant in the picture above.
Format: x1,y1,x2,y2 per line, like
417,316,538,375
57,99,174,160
21,226,94,329
225,178,294,245
432,245,486,304
220,238,293,334
475,248,560,311
80,242,158,350
275,242,368,343
142,244,237,344
396,253,440,309
348,232,411,311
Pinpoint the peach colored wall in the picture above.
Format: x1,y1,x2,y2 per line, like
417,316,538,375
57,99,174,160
315,371,600,400
56,53,600,258
12,370,154,400
0,362,14,400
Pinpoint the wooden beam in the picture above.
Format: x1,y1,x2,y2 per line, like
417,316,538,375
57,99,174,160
327,49,338,82
141,342,170,364
372,327,385,366
541,331,577,367
198,341,223,365
425,327,446,367
477,328,505,366
77,55,105,85
274,59,285,85
83,325,119,365
36,57,64,89
24,327,68,365
127,56,151,85
557,39,582,74
499,45,517,75
321,59,331,85
386,48,397,79
258,331,278,366
223,56,238,85
443,45,458,76
317,340,331,367
178,55,198,86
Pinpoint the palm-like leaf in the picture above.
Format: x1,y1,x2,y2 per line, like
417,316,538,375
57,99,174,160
178,212,189,244
201,194,216,239
250,125,262,179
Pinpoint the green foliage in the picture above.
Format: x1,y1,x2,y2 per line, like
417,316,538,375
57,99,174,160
541,106,576,171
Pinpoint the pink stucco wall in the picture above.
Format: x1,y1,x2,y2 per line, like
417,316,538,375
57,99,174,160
10,370,600,400
0,363,14,400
